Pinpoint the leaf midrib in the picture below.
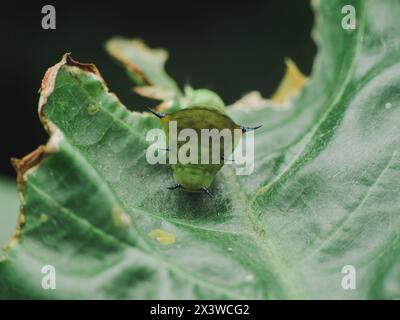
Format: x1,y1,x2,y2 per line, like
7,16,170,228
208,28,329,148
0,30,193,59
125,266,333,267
231,1,367,297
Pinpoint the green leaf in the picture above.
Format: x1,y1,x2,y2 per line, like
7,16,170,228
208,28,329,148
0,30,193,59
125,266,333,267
106,37,182,101
0,177,19,248
1,0,400,299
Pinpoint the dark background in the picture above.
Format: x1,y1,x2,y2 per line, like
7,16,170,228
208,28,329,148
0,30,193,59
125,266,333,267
0,0,315,178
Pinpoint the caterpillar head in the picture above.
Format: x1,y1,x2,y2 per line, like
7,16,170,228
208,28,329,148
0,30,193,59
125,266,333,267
172,165,214,191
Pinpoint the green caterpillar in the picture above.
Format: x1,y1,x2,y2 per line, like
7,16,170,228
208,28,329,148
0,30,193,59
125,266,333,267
149,89,261,196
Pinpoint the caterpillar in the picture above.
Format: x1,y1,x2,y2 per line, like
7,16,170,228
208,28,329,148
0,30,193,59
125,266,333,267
149,89,261,197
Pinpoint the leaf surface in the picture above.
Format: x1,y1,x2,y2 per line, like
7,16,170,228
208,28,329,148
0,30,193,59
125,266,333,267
0,178,19,247
1,0,400,299
106,37,181,101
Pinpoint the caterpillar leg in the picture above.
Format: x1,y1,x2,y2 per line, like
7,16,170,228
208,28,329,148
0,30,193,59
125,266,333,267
167,184,182,190
201,187,213,197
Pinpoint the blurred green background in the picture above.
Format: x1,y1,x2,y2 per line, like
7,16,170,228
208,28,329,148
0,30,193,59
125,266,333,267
0,0,315,243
